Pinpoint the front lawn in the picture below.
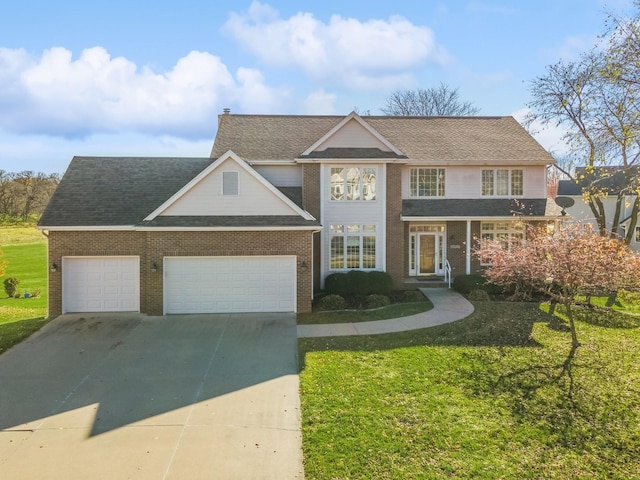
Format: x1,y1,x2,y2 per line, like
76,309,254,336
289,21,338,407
0,233,48,354
297,297,434,325
299,301,640,479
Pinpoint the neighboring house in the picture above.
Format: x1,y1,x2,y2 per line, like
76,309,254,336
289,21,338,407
557,166,640,251
38,111,558,317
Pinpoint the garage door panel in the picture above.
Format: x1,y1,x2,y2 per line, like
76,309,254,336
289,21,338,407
164,256,296,314
63,257,140,313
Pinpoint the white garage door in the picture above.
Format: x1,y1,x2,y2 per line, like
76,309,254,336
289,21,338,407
164,256,296,314
63,257,140,313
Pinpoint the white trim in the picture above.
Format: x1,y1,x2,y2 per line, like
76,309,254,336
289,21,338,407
381,163,387,272
37,225,136,231
136,226,322,232
301,111,405,157
38,225,321,232
465,220,471,275
401,216,558,222
144,150,315,221
296,158,409,164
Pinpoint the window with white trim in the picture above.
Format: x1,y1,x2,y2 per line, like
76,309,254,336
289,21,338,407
481,169,523,196
635,226,640,243
480,222,525,265
222,171,239,196
330,224,376,269
410,168,445,197
330,167,376,201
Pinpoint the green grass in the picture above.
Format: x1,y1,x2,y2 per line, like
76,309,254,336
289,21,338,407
299,301,640,479
0,240,48,352
297,300,434,325
0,224,44,246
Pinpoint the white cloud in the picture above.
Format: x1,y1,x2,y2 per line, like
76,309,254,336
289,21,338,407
222,1,448,91
301,89,337,114
0,46,285,138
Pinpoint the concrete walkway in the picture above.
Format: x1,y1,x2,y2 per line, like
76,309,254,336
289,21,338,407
297,288,474,338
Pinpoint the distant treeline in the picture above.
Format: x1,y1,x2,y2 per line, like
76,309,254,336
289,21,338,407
0,170,60,220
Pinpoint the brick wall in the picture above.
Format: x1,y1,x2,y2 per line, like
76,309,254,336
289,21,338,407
302,164,322,293
47,230,313,318
386,164,405,287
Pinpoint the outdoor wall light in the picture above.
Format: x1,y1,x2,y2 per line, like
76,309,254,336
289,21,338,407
300,261,308,272
50,262,58,273
151,262,158,273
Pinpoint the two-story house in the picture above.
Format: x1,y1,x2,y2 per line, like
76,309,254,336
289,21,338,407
38,111,557,317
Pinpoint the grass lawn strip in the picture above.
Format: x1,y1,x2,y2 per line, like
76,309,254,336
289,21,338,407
299,301,640,479
297,299,434,325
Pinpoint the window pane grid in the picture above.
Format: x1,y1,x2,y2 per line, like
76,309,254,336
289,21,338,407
329,224,376,270
480,222,526,265
410,168,445,197
482,169,524,196
330,167,376,201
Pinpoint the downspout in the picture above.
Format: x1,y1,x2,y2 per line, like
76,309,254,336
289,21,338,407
466,220,471,275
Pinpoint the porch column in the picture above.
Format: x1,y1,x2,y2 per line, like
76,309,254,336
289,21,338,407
466,220,471,275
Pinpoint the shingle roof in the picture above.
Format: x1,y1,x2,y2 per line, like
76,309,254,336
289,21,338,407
402,198,560,217
557,166,639,196
38,157,316,228
212,114,555,165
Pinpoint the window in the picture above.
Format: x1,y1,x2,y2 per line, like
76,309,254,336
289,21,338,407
481,169,524,196
480,222,524,265
330,224,376,269
635,226,640,243
410,168,445,197
330,167,376,201
222,171,239,196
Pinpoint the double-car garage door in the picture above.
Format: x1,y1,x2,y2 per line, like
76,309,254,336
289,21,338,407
62,256,296,314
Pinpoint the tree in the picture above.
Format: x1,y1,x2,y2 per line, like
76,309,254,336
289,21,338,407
381,83,480,116
0,170,60,220
481,223,640,357
526,5,640,243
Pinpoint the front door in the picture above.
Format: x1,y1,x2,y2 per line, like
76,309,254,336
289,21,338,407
418,234,437,275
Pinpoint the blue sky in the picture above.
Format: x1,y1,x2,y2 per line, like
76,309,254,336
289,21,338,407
0,0,634,174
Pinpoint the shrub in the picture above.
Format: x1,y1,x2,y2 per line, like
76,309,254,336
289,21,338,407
403,289,425,302
316,294,347,311
4,277,19,298
452,274,485,294
348,270,371,295
366,294,390,309
30,288,41,298
325,273,351,296
468,289,490,301
368,271,393,295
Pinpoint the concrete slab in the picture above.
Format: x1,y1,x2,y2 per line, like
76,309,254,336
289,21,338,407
0,312,303,479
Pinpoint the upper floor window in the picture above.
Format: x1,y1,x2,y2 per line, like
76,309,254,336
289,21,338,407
410,168,445,197
222,171,239,196
482,169,523,196
330,167,376,201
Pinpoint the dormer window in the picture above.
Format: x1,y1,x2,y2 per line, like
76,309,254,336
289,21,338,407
222,171,239,196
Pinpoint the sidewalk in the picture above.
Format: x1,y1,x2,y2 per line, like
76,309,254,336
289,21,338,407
297,288,474,338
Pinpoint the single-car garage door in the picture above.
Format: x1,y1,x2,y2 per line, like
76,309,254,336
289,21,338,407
63,257,140,313
164,256,296,314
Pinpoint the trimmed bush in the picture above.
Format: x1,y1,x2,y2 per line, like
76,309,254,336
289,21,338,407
366,294,390,309
348,270,371,295
368,271,393,295
316,294,347,311
403,289,425,302
452,274,485,294
4,277,19,298
468,289,490,301
325,273,351,296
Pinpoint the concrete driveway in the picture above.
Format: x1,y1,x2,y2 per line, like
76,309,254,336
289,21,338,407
0,313,304,479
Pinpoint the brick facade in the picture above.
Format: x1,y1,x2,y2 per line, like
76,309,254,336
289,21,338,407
47,230,313,318
385,164,405,288
302,164,322,293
